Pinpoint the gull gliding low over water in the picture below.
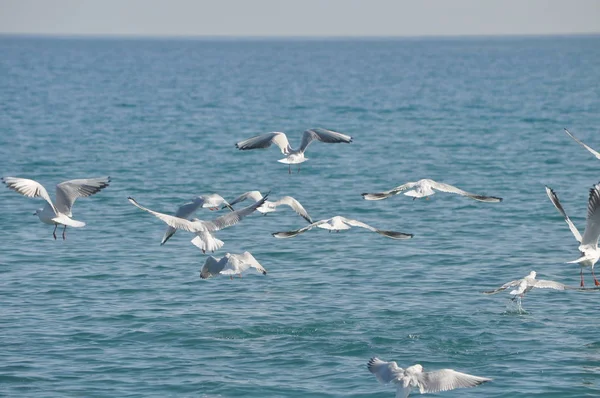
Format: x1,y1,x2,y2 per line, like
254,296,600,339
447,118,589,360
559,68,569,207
227,191,313,223
2,176,111,239
200,252,267,279
545,183,600,287
362,179,502,202
272,216,413,240
160,194,234,246
367,357,491,398
564,128,600,160
235,128,353,173
483,271,568,300
128,193,268,253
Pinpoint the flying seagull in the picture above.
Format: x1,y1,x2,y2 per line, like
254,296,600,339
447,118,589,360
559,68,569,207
362,179,502,202
227,191,312,223
367,357,491,398
564,128,600,160
160,194,234,245
272,216,413,240
200,252,267,279
235,128,353,173
128,193,268,253
483,271,568,300
545,183,600,286
2,176,111,239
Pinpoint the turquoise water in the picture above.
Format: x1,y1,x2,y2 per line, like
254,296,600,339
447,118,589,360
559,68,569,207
1,35,600,397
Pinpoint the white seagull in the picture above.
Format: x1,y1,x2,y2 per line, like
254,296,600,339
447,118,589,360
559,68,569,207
362,179,502,202
160,194,234,245
200,252,267,279
564,128,600,160
235,128,353,173
2,176,111,239
272,216,413,240
128,193,268,253
545,183,600,287
228,191,313,223
367,357,491,398
483,271,567,300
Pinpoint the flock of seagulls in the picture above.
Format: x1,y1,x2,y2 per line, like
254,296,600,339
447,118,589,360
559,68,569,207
3,127,600,396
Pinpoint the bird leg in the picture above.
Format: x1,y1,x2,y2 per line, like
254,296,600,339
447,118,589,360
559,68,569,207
297,165,300,173
413,197,416,201
202,249,206,254
592,268,600,286
239,274,242,278
62,225,67,240
580,268,585,287
288,165,291,174
52,224,58,240
230,275,233,280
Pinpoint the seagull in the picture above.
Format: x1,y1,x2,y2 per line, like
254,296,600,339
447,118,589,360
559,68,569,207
235,128,353,173
200,252,267,279
483,271,568,300
2,176,111,239
564,128,600,160
367,357,491,398
128,193,268,253
362,179,502,202
545,183,600,287
227,191,313,223
160,195,234,246
272,216,413,240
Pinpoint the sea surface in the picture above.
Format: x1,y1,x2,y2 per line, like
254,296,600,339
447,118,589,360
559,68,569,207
1,35,600,397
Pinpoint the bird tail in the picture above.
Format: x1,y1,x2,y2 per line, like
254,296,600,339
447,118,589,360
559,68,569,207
52,215,86,228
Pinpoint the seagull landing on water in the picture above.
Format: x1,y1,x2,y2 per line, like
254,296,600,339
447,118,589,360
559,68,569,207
200,252,267,280
160,194,234,245
2,176,111,240
367,357,491,398
128,193,268,254
362,179,502,202
272,216,413,240
545,183,600,287
483,271,568,301
564,128,600,160
235,128,353,174
227,191,313,223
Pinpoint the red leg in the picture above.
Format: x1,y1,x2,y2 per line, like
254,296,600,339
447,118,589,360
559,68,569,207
580,268,585,287
592,268,600,286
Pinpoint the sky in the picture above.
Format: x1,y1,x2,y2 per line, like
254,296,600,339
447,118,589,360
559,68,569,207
0,0,598,37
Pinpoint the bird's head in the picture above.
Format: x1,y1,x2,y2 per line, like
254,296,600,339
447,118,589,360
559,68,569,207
529,271,537,278
33,208,42,216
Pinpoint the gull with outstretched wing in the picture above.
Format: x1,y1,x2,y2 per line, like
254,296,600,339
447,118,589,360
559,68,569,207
362,179,502,202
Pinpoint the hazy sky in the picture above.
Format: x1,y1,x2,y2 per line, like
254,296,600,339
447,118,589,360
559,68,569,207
0,0,598,37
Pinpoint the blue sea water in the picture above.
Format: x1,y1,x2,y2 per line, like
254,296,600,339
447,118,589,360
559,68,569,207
1,35,600,397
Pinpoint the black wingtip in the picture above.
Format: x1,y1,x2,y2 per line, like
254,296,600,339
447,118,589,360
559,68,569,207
262,270,267,275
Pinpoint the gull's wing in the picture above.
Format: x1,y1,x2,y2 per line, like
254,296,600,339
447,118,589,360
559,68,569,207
200,256,226,279
54,177,111,216
235,132,291,154
228,191,264,207
161,199,204,245
532,279,567,291
2,177,57,213
429,180,502,202
545,185,583,243
482,279,521,294
299,128,353,152
272,196,313,223
341,217,414,240
221,252,267,275
362,182,417,201
581,182,600,250
201,193,269,232
128,197,202,233
367,357,403,384
272,220,326,238
564,128,600,160
416,368,491,394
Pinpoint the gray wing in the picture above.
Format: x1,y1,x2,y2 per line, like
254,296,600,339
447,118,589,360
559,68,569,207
201,193,269,232
581,182,600,250
2,177,57,213
545,186,583,243
161,199,204,245
429,180,502,202
564,128,600,160
532,279,567,291
417,369,491,394
362,182,417,201
235,132,291,154
367,357,403,384
200,256,226,279
483,279,521,295
228,191,264,207
341,217,414,240
299,128,353,152
271,220,326,238
55,177,111,216
272,196,313,223
128,197,202,233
